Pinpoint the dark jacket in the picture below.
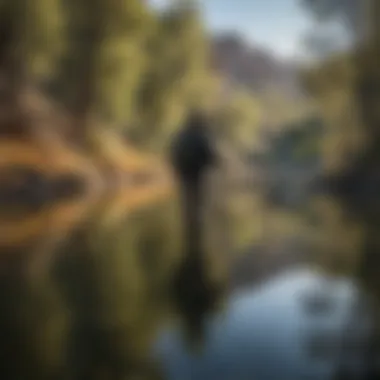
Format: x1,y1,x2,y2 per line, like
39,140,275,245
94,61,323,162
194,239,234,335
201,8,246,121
170,113,216,183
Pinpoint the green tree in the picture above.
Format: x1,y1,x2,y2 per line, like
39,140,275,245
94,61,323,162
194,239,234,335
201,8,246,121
0,0,64,84
301,1,380,311
133,1,212,150
58,0,153,137
301,0,362,38
215,88,261,151
0,0,64,125
0,0,64,137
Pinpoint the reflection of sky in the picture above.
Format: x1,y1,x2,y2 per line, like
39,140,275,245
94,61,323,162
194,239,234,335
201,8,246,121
149,0,311,59
154,266,368,380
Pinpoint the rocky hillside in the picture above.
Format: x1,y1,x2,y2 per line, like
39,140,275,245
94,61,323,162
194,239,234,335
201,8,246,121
211,32,302,98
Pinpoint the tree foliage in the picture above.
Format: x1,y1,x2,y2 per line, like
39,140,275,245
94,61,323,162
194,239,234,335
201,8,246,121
0,0,64,81
0,0,302,154
58,0,153,128
301,1,380,295
300,0,363,60
214,88,261,150
133,2,212,150
301,0,359,23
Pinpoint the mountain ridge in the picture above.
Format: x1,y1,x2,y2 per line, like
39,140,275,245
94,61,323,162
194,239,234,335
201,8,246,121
210,32,303,98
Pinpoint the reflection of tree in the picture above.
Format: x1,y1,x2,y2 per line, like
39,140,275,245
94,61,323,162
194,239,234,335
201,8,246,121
0,193,183,380
0,189,226,378
53,198,181,379
0,271,68,380
0,196,100,379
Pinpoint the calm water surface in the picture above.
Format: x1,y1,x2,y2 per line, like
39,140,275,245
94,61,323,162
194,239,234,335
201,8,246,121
0,194,375,380
156,266,372,380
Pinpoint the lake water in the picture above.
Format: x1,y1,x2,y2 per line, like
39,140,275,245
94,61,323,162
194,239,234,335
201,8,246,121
155,266,373,380
0,195,376,380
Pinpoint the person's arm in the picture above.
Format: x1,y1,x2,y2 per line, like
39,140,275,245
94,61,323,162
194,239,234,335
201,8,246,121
201,133,217,168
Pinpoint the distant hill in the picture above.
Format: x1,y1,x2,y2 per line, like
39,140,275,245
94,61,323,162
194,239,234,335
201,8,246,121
211,32,303,99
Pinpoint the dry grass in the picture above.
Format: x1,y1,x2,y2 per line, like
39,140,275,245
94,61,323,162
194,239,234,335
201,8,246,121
87,128,162,173
96,180,175,226
0,196,97,248
0,86,170,197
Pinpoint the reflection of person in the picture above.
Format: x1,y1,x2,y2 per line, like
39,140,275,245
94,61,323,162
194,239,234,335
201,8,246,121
172,251,225,352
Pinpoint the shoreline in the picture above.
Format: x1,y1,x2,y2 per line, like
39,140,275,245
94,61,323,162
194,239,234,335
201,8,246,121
0,136,173,208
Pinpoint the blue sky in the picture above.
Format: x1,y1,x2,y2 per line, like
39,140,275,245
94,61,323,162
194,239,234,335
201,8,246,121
150,0,312,59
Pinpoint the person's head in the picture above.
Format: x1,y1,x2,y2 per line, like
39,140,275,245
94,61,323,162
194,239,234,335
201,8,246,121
185,109,207,131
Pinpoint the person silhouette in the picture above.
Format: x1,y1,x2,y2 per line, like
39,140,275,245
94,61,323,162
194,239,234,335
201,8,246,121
170,110,216,187
169,110,216,254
